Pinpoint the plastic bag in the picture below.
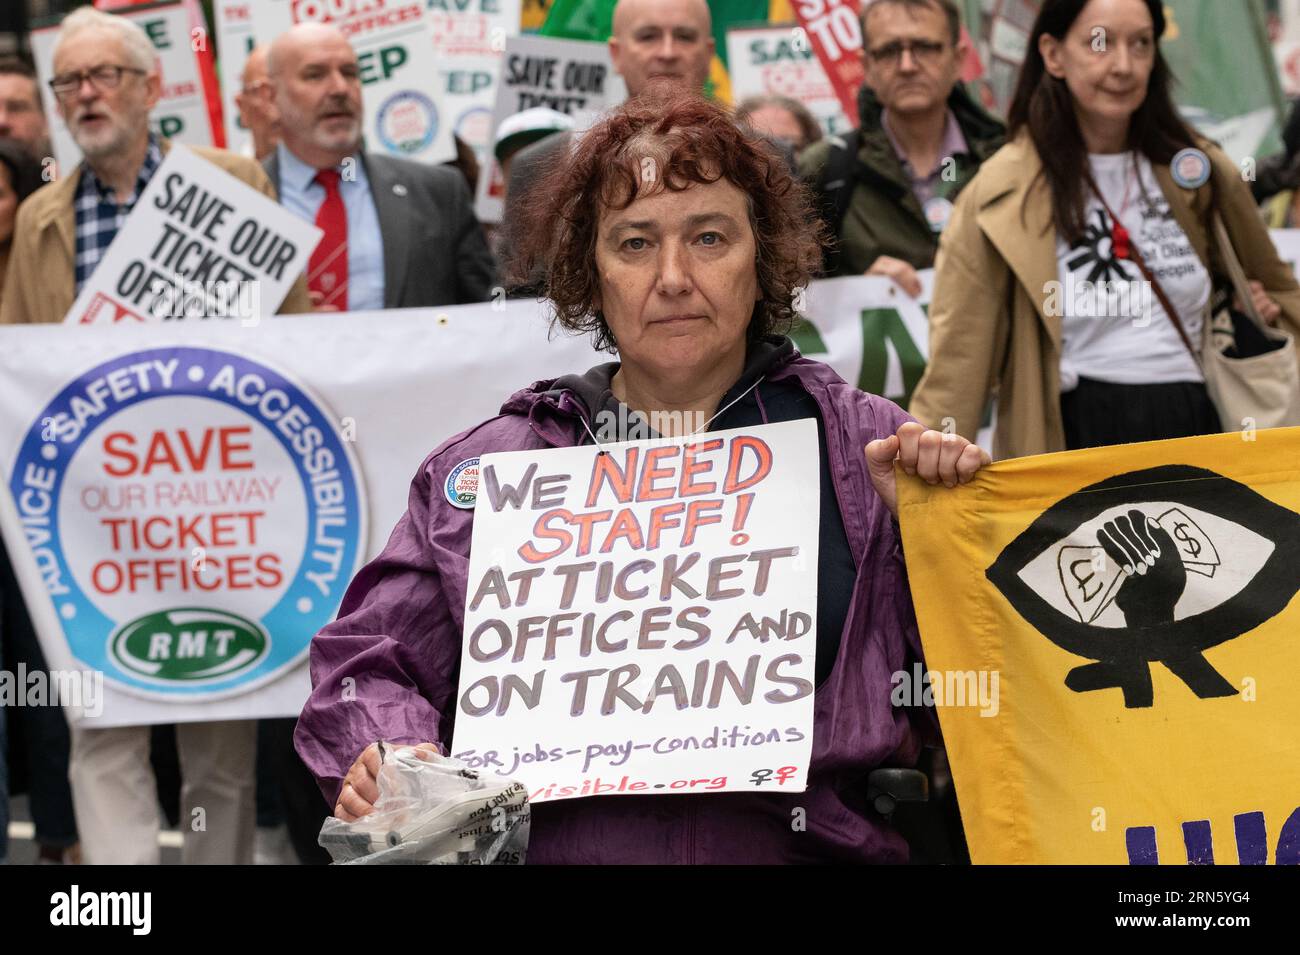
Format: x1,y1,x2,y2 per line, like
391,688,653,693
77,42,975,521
318,744,530,865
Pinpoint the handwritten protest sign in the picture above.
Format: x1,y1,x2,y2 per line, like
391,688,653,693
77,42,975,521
63,145,320,325
475,34,626,222
32,0,218,172
725,23,851,137
251,0,456,164
451,421,820,802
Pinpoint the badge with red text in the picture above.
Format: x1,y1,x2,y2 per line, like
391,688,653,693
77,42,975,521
446,457,480,509
10,347,367,700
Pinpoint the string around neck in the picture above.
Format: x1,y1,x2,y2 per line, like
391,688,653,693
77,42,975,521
578,376,767,454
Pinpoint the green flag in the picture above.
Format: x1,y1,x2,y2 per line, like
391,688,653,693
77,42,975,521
1162,0,1286,162
541,0,771,59
709,0,772,71
538,0,615,40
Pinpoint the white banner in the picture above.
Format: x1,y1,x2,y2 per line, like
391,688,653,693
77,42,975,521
451,420,819,802
26,241,1300,727
475,35,626,223
251,0,456,164
1269,228,1300,270
215,0,256,158
62,145,321,325
725,23,852,138
0,281,911,728
32,0,216,173
0,304,602,727
793,273,1001,453
796,271,935,411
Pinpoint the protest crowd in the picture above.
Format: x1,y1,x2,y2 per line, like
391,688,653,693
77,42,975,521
0,0,1297,868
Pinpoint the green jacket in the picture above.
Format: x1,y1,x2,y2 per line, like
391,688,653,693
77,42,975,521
799,84,1005,276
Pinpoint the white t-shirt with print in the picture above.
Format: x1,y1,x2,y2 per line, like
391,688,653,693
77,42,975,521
1055,152,1209,391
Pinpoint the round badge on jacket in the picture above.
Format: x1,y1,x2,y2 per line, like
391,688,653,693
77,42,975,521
1171,148,1212,189
924,197,954,233
445,457,480,509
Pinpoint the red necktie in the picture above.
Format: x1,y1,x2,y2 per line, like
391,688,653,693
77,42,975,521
308,168,348,310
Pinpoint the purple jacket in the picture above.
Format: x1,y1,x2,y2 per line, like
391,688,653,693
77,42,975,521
295,353,931,863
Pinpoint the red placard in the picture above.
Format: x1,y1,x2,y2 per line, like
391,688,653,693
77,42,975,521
791,0,865,122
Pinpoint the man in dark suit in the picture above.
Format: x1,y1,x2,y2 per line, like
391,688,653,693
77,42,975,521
264,22,497,310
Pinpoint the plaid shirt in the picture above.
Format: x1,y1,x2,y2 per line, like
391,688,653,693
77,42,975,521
73,136,163,293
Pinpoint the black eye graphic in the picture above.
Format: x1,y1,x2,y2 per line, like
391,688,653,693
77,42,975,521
986,465,1300,708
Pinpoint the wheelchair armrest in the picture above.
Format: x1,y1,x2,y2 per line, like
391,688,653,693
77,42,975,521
866,768,930,819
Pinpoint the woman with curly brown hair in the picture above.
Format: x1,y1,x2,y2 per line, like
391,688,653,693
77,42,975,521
294,92,988,863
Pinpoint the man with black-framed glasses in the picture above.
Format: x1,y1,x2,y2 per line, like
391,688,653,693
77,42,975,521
1,6,311,327
800,0,1004,292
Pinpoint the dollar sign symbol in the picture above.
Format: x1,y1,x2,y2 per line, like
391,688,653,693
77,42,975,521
1173,522,1202,559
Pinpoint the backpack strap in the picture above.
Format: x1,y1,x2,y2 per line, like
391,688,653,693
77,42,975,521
816,128,863,276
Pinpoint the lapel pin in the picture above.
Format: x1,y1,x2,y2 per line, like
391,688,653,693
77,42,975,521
1171,148,1211,190
924,196,954,233
392,183,408,197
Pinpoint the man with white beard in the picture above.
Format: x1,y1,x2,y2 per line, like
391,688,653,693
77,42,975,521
0,6,311,326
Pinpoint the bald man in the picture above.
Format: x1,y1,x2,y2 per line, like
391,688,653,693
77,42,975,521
608,0,714,97
501,0,714,279
264,22,496,309
234,44,279,160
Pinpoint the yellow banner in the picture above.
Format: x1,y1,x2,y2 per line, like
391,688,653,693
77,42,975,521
898,429,1300,865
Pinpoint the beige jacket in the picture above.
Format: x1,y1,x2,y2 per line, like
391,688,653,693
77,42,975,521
0,139,313,325
909,133,1300,460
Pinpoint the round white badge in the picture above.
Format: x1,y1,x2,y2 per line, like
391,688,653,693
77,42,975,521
445,457,480,509
924,197,954,233
1171,148,1211,189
